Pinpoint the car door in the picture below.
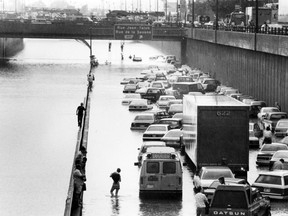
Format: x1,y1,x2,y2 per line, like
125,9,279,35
143,161,161,191
160,161,181,191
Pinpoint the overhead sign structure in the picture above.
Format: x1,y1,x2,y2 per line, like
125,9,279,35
114,25,153,40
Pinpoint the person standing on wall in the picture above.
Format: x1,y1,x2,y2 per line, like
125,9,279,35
76,103,86,127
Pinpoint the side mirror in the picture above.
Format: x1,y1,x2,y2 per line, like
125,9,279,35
134,162,139,166
182,162,187,166
137,148,140,150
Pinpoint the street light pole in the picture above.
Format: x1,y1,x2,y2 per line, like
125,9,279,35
89,28,92,57
192,0,195,27
215,0,219,30
177,0,179,24
157,0,159,21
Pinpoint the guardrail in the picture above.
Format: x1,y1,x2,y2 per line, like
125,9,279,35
64,70,92,216
192,25,288,36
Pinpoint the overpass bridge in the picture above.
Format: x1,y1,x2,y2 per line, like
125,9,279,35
0,20,287,111
0,20,186,41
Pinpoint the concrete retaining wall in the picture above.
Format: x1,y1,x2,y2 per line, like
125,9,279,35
188,28,288,57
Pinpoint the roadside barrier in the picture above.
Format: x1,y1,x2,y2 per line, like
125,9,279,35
64,66,94,216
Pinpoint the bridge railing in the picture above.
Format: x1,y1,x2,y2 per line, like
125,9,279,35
191,24,288,36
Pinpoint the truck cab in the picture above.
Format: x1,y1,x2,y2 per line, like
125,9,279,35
209,184,271,216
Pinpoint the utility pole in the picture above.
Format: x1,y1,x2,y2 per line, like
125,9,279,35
165,0,167,21
192,0,195,26
157,0,159,21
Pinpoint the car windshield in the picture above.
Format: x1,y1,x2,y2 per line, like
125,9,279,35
130,100,147,106
135,115,153,120
255,175,282,185
147,126,167,131
280,137,288,145
156,76,166,80
277,121,288,127
273,151,288,159
125,85,136,89
211,191,248,209
270,114,287,120
165,131,182,137
169,105,183,111
262,144,287,151
148,89,160,94
160,120,179,125
262,108,279,113
178,77,193,82
160,96,175,101
152,83,163,88
202,170,234,179
204,80,216,85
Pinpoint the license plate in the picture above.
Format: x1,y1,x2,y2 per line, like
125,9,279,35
147,184,154,189
264,188,271,193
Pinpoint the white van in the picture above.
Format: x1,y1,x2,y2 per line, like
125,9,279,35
135,146,183,197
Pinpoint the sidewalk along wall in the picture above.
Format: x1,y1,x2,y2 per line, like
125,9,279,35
184,38,288,112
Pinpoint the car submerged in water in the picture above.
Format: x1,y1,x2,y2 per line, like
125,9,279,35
128,99,153,111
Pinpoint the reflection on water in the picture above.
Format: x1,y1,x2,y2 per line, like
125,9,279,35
111,197,120,215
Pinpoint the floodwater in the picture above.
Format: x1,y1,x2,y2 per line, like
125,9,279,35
0,39,287,216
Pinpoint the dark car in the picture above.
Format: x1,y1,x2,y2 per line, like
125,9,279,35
140,87,166,103
172,82,205,98
203,178,248,202
145,109,170,122
157,118,182,129
123,83,138,93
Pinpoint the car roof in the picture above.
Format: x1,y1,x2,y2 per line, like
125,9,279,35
146,146,176,153
135,113,154,116
148,124,169,128
142,141,166,146
201,166,232,170
277,119,288,122
258,170,288,176
159,118,182,121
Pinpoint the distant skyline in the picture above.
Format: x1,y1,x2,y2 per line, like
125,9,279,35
23,0,173,11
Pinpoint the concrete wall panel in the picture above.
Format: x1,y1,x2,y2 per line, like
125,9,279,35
184,38,288,112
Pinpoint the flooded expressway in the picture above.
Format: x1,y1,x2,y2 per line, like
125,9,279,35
0,39,287,216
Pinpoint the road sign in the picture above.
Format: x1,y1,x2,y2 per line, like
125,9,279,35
114,25,153,40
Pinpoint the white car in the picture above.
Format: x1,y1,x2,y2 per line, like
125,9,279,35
161,129,183,148
130,113,156,130
137,141,166,164
121,93,141,105
257,107,280,120
198,166,235,189
128,99,153,111
252,170,288,199
150,81,165,89
156,95,176,109
142,124,171,141
269,150,288,170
